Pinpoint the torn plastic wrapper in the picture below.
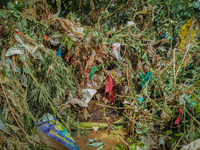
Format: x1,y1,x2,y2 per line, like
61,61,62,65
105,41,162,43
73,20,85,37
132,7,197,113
33,113,79,150
6,45,25,61
13,35,44,60
92,127,98,132
142,67,147,73
175,107,182,124
158,46,167,52
43,35,49,40
105,75,115,102
56,45,63,57
181,139,200,150
138,70,154,88
15,29,24,36
125,21,136,28
68,33,78,42
90,65,98,82
104,68,122,83
0,119,9,132
57,18,84,38
140,133,169,150
184,59,188,69
67,89,97,107
139,97,144,104
148,39,156,57
112,43,121,62
87,137,104,147
124,101,131,105
184,95,196,108
5,59,28,87
50,36,61,46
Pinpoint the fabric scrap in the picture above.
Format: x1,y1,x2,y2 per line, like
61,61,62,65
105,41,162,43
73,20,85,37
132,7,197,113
105,75,115,102
56,45,63,57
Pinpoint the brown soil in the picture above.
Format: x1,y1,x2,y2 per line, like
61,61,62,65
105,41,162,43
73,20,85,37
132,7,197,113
73,130,126,150
86,100,123,123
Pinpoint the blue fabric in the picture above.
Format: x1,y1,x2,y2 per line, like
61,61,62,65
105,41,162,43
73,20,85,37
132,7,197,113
56,45,63,57
161,34,166,39
163,43,169,47
161,34,174,47
186,64,189,70
139,97,144,104
60,10,67,17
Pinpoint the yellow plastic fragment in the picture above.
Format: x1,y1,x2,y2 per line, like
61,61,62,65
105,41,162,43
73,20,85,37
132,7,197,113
179,18,196,51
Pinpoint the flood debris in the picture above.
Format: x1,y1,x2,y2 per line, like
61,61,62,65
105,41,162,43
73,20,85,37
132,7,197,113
0,0,200,150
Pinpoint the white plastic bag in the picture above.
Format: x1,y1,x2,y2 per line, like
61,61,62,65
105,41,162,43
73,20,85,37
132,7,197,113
50,36,61,46
112,43,121,62
126,21,136,28
67,89,97,107
14,35,44,60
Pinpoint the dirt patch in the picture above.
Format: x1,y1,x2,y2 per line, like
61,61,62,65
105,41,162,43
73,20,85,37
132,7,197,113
73,130,126,150
87,100,123,123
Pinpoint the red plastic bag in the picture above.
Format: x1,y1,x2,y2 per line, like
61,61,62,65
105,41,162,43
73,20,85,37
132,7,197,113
105,75,115,102
175,107,182,125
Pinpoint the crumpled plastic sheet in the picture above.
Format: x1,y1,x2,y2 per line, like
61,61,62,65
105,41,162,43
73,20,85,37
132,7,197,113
11,34,44,60
58,18,84,38
138,70,154,88
104,68,122,82
148,39,156,57
6,45,25,61
0,119,9,132
112,43,121,62
181,139,200,150
68,33,78,42
50,36,61,46
5,58,21,73
56,45,63,57
90,65,98,82
139,133,169,150
87,137,104,149
67,89,97,107
5,58,28,87
158,46,167,52
125,21,136,28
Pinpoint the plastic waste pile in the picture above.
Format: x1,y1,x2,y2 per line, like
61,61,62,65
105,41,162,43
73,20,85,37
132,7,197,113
0,1,200,150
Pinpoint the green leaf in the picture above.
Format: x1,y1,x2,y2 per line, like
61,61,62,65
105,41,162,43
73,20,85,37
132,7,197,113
13,14,19,18
175,133,184,136
129,144,136,150
135,128,142,134
3,66,7,79
139,41,142,46
192,70,197,74
143,127,150,133
166,130,173,135
170,138,176,144
24,68,31,74
115,143,122,150
68,41,74,50
142,52,147,59
136,122,142,128
138,142,144,149
169,81,173,89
